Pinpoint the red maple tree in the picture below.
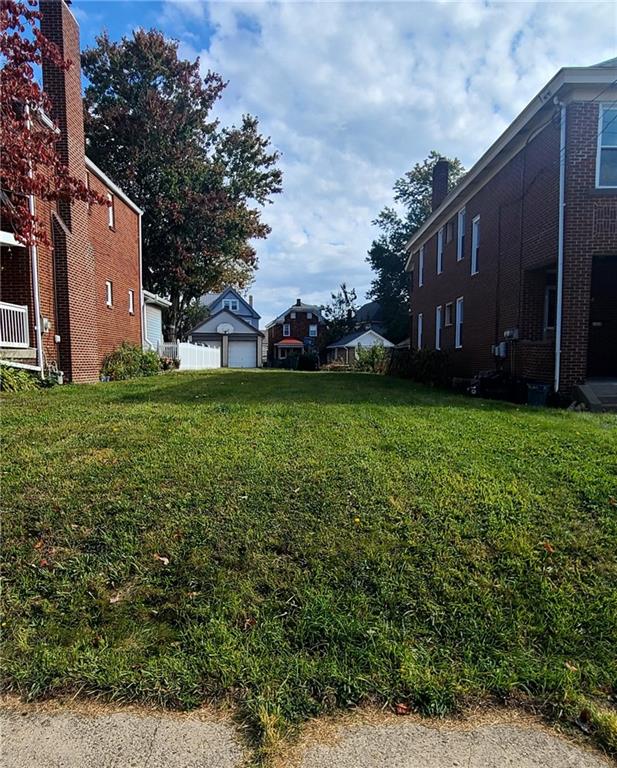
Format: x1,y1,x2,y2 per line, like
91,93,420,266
0,0,103,247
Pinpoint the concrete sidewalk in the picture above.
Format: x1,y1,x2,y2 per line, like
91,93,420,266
1,700,612,768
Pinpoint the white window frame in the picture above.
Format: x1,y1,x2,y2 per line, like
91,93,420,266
471,215,480,275
309,324,318,337
435,305,442,350
283,323,291,337
596,103,617,189
128,289,134,315
222,298,239,312
437,227,444,274
457,208,466,261
455,296,464,349
419,245,425,287
105,280,113,308
107,193,114,229
307,311,313,319
290,311,297,319
417,312,423,349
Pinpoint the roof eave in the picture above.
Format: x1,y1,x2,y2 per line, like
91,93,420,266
85,157,143,216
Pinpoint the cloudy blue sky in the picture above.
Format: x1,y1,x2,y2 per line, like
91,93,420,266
73,0,616,323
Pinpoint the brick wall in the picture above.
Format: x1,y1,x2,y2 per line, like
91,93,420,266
87,171,142,361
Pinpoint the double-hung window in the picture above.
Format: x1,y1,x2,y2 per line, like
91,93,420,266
597,104,617,188
435,305,442,350
223,298,239,312
107,193,115,229
455,297,464,348
419,246,425,287
437,227,444,274
309,324,318,337
283,323,291,337
105,280,113,307
417,312,423,349
457,208,466,260
471,215,480,275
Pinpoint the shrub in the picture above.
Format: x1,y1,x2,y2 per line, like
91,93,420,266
386,348,451,387
0,364,40,393
160,356,180,371
297,353,319,371
101,342,162,381
354,344,387,373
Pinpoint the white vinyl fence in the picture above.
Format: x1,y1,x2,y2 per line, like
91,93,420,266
158,340,220,370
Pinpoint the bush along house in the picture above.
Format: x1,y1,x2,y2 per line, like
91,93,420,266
266,299,324,362
0,0,143,384
405,59,617,408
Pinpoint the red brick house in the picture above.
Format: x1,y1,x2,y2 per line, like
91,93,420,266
405,59,617,399
0,0,143,383
266,299,324,361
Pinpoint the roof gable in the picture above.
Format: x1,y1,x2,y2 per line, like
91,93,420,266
189,309,264,337
328,329,394,348
201,287,260,319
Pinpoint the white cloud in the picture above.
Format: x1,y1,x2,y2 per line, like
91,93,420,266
162,0,615,323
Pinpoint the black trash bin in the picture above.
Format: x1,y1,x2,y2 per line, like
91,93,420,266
527,383,550,406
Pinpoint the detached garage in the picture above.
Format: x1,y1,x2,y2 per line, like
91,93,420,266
188,309,264,368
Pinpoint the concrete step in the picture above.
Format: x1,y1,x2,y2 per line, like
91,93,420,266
575,379,617,412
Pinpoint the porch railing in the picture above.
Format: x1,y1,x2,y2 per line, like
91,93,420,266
0,301,29,348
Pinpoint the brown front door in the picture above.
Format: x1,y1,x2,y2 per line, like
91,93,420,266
587,255,617,377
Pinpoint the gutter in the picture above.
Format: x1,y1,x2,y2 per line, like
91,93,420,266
554,101,567,393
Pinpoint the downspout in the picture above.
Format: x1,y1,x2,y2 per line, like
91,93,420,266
25,104,44,377
138,211,145,349
554,101,566,393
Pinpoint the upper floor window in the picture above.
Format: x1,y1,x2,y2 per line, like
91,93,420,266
290,311,297,319
309,324,318,337
222,298,239,312
128,289,135,315
457,208,466,260
446,218,455,243
283,323,291,337
444,302,453,326
597,104,617,188
471,215,480,275
435,305,442,350
544,284,557,332
107,193,115,229
307,311,313,319
437,227,444,274
419,245,425,287
105,280,113,307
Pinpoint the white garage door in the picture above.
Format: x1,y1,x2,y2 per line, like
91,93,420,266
228,340,257,368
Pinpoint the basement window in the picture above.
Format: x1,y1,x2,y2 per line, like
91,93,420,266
597,104,617,188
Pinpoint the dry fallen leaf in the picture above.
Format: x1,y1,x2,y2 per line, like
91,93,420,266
565,661,578,672
154,554,170,565
109,594,121,604
394,703,410,716
542,540,555,554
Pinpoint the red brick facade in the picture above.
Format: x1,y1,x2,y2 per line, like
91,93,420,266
406,72,617,396
0,0,142,382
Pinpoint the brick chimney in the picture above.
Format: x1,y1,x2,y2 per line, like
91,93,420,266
248,295,253,307
431,159,450,212
40,0,98,382
296,298,302,306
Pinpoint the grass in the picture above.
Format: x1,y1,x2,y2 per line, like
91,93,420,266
2,370,617,758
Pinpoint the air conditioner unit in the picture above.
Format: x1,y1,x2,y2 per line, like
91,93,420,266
504,328,519,340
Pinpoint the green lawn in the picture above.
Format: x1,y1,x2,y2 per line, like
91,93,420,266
2,370,617,756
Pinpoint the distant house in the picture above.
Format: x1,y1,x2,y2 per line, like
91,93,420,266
266,299,325,361
354,301,386,334
327,329,394,365
189,287,263,368
405,59,617,400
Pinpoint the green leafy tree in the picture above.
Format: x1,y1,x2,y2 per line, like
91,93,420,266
82,30,282,336
367,151,465,342
320,283,358,352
